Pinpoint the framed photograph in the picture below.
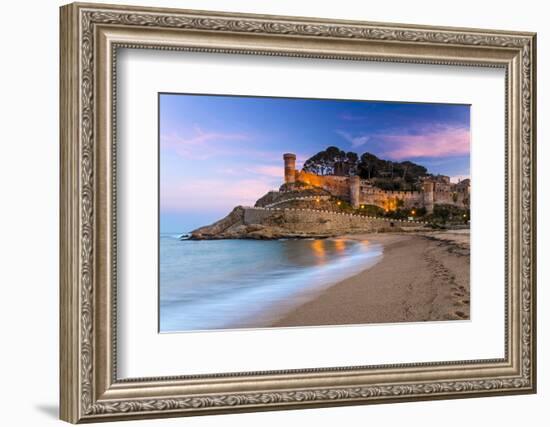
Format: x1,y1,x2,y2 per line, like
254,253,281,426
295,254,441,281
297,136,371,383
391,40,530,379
60,2,537,423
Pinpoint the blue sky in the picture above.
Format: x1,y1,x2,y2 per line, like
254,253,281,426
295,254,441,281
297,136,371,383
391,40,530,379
160,93,470,232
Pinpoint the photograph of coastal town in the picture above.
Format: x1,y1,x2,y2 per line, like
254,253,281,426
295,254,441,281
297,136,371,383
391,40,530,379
159,93,471,333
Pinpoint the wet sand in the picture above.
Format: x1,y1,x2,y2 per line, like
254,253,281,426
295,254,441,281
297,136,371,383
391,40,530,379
273,231,470,327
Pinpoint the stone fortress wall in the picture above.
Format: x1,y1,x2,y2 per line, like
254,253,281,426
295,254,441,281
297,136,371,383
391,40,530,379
190,204,429,240
295,170,351,199
243,206,427,235
283,153,470,213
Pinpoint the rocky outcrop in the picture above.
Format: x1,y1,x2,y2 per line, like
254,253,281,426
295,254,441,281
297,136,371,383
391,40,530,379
187,206,427,240
188,206,245,239
188,206,323,240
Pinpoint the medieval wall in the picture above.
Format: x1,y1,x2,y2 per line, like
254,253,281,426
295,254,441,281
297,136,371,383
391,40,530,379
293,172,468,210
295,171,350,199
358,187,425,210
293,171,427,210
243,207,428,234
433,188,469,207
284,154,469,212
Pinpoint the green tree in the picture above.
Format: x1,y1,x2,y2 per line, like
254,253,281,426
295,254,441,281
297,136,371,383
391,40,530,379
302,147,431,189
302,146,358,176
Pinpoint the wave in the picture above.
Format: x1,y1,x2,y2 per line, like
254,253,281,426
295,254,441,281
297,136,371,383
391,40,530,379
160,240,383,332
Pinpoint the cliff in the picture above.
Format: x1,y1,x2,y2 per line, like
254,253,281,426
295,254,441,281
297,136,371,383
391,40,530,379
189,206,292,240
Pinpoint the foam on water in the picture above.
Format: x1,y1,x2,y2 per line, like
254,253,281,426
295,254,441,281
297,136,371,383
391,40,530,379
159,234,382,332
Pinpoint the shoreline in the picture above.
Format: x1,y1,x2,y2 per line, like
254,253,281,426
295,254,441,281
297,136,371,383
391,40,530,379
272,230,470,327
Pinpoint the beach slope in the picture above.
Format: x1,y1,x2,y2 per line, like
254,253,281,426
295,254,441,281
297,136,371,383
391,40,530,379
274,231,470,327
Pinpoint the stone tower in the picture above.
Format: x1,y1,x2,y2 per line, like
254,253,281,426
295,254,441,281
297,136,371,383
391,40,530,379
283,153,296,184
423,180,435,214
350,175,361,208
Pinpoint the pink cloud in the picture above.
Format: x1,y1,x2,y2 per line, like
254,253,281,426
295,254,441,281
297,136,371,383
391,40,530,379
161,126,292,164
161,125,252,160
246,165,283,179
380,127,470,160
161,177,278,212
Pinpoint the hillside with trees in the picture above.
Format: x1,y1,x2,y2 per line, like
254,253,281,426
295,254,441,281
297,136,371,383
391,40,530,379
302,146,430,191
302,146,358,176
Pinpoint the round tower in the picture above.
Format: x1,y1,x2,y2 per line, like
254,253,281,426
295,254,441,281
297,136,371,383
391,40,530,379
422,180,434,214
283,153,296,184
350,175,361,208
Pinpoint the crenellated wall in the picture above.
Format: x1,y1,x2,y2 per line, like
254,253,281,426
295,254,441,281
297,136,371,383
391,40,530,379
191,205,431,240
359,187,425,210
284,154,469,212
243,207,428,234
295,170,351,199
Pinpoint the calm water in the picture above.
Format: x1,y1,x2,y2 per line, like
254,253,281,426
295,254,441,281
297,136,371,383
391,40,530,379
160,235,382,332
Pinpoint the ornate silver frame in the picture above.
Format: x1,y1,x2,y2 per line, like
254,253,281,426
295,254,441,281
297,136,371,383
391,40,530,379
60,2,537,423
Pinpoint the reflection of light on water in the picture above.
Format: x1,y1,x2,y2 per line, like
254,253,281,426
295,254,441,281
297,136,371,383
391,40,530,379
310,239,326,263
333,239,346,253
160,237,384,332
310,238,350,263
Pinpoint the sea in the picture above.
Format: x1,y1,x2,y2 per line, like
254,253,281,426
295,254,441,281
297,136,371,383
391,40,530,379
159,234,383,332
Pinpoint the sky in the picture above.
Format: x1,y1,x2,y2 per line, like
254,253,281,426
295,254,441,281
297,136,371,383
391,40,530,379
160,93,470,232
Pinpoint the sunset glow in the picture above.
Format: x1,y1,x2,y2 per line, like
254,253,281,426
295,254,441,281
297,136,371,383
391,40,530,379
160,94,470,231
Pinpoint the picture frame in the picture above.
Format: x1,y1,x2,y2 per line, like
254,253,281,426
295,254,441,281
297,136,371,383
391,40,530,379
59,2,536,423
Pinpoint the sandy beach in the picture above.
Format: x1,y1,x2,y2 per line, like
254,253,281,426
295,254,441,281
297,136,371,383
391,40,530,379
273,230,470,327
